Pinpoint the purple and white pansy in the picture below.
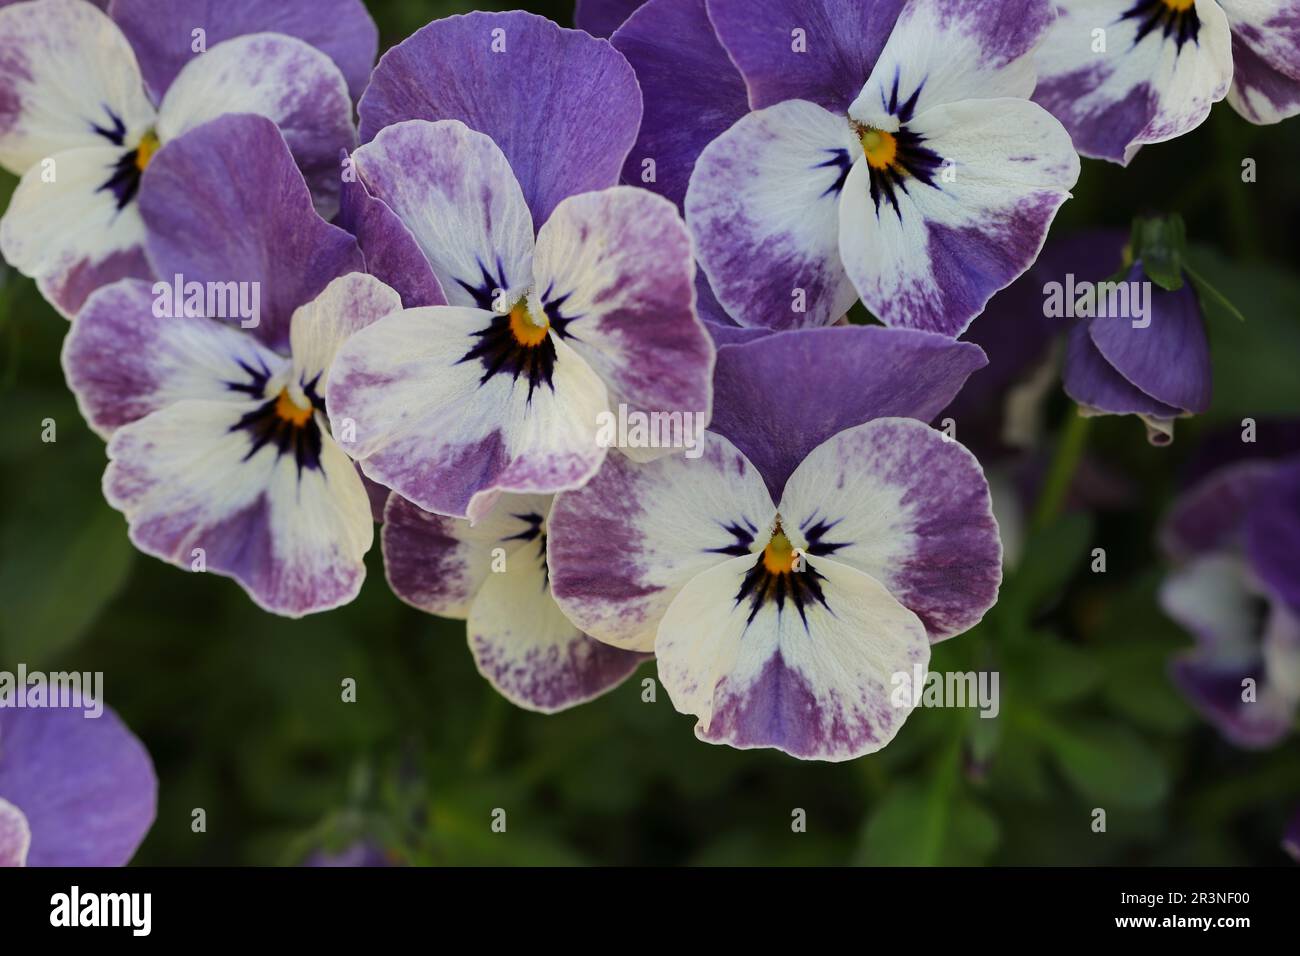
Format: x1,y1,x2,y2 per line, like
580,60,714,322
383,492,646,712
0,700,156,867
1160,450,1300,748
1035,0,1300,165
547,326,1000,759
660,0,1080,336
0,0,373,316
326,14,712,523
63,114,398,616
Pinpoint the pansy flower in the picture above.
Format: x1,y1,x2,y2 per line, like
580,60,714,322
0,0,375,315
621,0,1081,336
1034,0,1300,165
383,492,645,712
62,114,398,616
547,326,999,760
327,13,713,522
1160,449,1300,747
0,699,156,867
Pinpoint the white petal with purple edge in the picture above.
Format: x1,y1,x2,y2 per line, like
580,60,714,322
326,306,609,522
847,0,1055,125
62,278,290,438
352,121,535,311
1033,0,1233,164
532,186,713,445
656,551,930,761
838,97,1078,336
0,796,30,867
686,99,862,330
548,431,777,652
105,399,373,617
0,0,155,174
778,418,1002,641
155,33,357,216
288,273,403,399
0,145,153,317
1220,0,1300,123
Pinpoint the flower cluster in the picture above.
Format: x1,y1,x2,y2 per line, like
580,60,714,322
3,0,1299,865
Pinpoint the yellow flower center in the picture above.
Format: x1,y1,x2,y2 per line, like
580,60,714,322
1162,0,1195,10
134,130,161,172
762,528,798,575
274,388,314,427
859,127,898,171
508,298,550,347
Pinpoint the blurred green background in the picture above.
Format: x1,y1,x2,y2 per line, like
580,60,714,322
2,0,1300,866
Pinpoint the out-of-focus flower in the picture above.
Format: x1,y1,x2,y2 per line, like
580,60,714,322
63,114,396,616
0,0,374,316
328,14,712,522
383,493,645,712
547,326,997,760
0,701,156,867
1035,0,1300,165
1160,449,1300,747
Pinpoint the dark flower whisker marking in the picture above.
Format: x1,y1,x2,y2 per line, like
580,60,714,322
1122,0,1201,53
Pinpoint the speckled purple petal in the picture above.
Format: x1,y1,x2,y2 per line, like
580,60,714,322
779,417,1002,641
686,98,860,330
610,0,748,209
1159,459,1276,560
706,0,905,113
109,0,378,102
697,273,774,347
710,325,987,499
1245,457,1300,616
1085,264,1211,414
1063,320,1183,419
548,431,777,652
139,113,364,353
337,171,447,309
656,550,929,760
575,0,646,37
532,186,713,434
359,11,641,226
0,703,156,867
62,277,290,438
1033,0,1233,164
1220,0,1300,123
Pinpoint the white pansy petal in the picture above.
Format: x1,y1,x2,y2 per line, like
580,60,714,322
1220,0,1300,123
849,0,1056,125
288,273,403,401
778,418,1002,641
0,0,155,173
351,120,535,311
685,99,861,330
0,146,152,317
656,552,930,761
1033,0,1233,163
105,400,373,617
155,33,357,216
838,98,1078,336
0,796,31,867
548,431,777,652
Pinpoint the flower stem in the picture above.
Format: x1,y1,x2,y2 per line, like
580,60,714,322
1032,412,1091,532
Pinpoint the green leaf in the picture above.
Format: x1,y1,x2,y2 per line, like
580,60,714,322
1038,718,1170,810
1185,263,1245,322
857,779,1000,866
1000,512,1094,621
1131,214,1187,291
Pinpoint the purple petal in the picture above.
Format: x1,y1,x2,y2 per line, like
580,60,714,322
337,171,447,309
0,704,156,867
1063,321,1184,420
710,325,987,499
610,0,748,209
1245,457,1300,616
779,417,1002,641
139,113,364,353
706,0,905,113
1160,459,1278,559
359,11,641,226
109,0,378,102
575,0,647,37
1086,264,1211,414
